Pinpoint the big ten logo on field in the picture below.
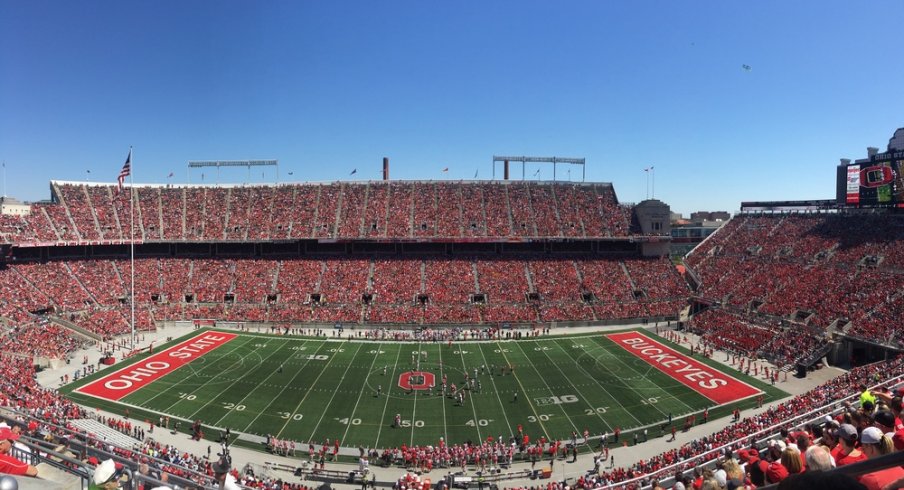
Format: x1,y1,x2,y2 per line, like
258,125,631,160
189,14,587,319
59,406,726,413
398,371,435,391
534,395,579,406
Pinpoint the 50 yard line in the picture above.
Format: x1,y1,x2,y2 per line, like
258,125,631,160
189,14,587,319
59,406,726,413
409,341,422,446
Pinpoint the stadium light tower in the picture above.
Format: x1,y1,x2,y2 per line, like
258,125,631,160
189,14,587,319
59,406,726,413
492,156,586,181
187,160,279,184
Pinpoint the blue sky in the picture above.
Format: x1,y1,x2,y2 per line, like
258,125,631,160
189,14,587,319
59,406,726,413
1,1,902,216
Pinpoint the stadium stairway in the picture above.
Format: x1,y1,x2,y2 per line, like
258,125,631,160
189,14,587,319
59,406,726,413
69,419,142,449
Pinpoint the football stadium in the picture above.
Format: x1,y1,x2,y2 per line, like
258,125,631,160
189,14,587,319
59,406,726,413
1,128,902,490
3,3,904,490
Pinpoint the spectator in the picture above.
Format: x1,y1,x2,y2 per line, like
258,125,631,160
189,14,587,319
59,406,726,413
0,427,37,476
803,445,834,471
834,424,867,467
857,427,904,490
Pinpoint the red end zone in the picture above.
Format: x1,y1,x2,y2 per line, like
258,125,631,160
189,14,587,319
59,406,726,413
605,332,759,404
76,332,237,401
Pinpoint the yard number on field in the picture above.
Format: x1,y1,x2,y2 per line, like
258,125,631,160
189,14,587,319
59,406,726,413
585,407,609,415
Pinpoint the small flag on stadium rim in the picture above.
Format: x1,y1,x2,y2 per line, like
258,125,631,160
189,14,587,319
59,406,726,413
167,172,174,178
442,167,449,173
117,148,131,193
350,169,357,176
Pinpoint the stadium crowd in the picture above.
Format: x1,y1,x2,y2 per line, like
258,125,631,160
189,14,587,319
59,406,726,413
2,182,630,244
686,213,904,349
0,254,687,332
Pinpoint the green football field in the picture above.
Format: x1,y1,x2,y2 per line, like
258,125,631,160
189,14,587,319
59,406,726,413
63,329,785,450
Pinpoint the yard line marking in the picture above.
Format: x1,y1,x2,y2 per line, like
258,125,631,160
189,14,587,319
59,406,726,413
409,341,421,447
77,331,239,401
541,339,614,432
510,340,579,435
373,345,404,448
340,342,384,444
476,343,514,436
242,340,330,438
493,344,551,440
589,335,691,419
457,345,483,441
308,342,366,442
207,337,300,426
237,339,326,432
147,334,260,411
437,343,448,442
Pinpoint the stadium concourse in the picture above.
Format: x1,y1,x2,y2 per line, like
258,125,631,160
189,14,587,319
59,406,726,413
30,321,840,490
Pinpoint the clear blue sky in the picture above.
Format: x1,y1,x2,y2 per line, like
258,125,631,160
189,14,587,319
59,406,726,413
1,1,902,216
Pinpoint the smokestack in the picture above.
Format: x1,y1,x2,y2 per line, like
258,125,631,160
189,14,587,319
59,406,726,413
867,147,879,158
504,160,509,180
383,157,389,181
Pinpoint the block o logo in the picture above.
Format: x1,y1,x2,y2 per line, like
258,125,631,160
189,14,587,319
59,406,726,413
398,371,435,391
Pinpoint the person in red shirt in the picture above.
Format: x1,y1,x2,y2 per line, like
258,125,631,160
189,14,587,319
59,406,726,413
834,424,867,467
0,427,37,477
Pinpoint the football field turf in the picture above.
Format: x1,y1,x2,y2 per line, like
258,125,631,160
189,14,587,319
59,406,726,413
63,329,785,449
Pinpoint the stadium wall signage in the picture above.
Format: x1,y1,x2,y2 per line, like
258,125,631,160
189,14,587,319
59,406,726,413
77,332,238,401
604,332,759,404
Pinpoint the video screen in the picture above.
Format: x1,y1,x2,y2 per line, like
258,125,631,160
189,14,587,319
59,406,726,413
845,160,904,206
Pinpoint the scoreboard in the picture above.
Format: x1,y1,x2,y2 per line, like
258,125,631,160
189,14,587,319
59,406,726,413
837,152,904,207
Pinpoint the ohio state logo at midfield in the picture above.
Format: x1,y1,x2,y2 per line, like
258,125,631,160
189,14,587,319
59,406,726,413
398,371,435,390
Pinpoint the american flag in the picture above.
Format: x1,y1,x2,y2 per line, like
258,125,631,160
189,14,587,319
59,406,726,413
117,149,131,192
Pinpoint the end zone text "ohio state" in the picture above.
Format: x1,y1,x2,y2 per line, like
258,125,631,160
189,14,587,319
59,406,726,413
77,332,237,401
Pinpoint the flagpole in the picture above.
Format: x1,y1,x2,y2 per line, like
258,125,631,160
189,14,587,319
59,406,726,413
129,146,136,347
652,167,655,199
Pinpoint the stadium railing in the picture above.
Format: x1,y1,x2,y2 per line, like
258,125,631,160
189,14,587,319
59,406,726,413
8,436,95,490
0,411,225,490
